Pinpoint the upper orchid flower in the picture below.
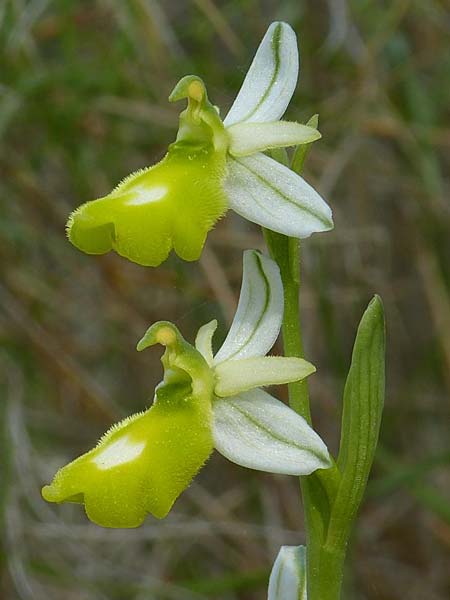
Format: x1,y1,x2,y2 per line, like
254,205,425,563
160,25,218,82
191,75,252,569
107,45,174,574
42,251,331,527
67,22,333,267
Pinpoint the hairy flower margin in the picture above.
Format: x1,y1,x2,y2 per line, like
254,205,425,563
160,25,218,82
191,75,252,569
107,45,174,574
42,251,331,527
67,22,333,267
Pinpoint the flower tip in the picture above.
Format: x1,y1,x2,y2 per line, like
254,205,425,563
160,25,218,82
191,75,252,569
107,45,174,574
268,545,307,600
325,215,334,232
66,206,116,255
306,113,319,129
41,484,56,502
362,294,385,332
310,127,322,141
370,294,384,312
136,321,180,352
42,479,83,505
267,20,296,38
310,208,333,237
168,75,207,103
306,360,316,376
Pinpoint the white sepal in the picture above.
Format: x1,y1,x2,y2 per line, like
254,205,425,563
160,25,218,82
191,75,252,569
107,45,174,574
195,319,217,366
224,22,299,127
227,121,321,157
225,153,333,238
213,250,283,364
212,389,331,475
268,545,307,600
214,356,315,397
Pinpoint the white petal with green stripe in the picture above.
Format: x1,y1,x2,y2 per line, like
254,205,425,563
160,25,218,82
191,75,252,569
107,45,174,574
224,22,298,127
213,250,283,364
195,319,217,366
212,389,331,475
268,545,307,600
214,356,315,397
225,153,333,238
227,121,321,157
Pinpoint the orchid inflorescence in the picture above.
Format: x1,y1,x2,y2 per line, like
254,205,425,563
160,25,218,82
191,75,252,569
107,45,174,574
42,20,385,600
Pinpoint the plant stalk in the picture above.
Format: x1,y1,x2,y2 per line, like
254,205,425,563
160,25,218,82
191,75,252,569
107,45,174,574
264,143,344,599
264,228,344,600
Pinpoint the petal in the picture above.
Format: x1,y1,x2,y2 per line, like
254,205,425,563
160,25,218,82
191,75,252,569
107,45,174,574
67,148,227,267
227,121,321,157
225,153,333,238
214,356,315,397
42,384,213,528
224,22,299,126
213,250,283,364
268,545,307,600
212,389,331,475
195,319,218,366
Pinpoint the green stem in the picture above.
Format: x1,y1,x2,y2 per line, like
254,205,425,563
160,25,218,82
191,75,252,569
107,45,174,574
264,139,345,600
263,232,310,420
264,229,344,600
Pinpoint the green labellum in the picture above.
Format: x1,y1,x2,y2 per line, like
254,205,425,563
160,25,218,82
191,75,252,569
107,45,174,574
67,144,228,266
42,379,213,528
42,322,215,528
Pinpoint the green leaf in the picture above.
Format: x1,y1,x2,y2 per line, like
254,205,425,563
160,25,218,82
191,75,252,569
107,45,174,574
326,295,386,548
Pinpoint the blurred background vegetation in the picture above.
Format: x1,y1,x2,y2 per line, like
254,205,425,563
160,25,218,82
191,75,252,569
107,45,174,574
1,0,449,598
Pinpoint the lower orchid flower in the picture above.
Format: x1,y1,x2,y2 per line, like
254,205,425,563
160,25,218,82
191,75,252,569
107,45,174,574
67,21,332,267
42,251,331,527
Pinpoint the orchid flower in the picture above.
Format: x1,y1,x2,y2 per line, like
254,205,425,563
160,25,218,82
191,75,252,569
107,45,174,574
42,251,331,527
268,545,307,600
67,22,333,267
